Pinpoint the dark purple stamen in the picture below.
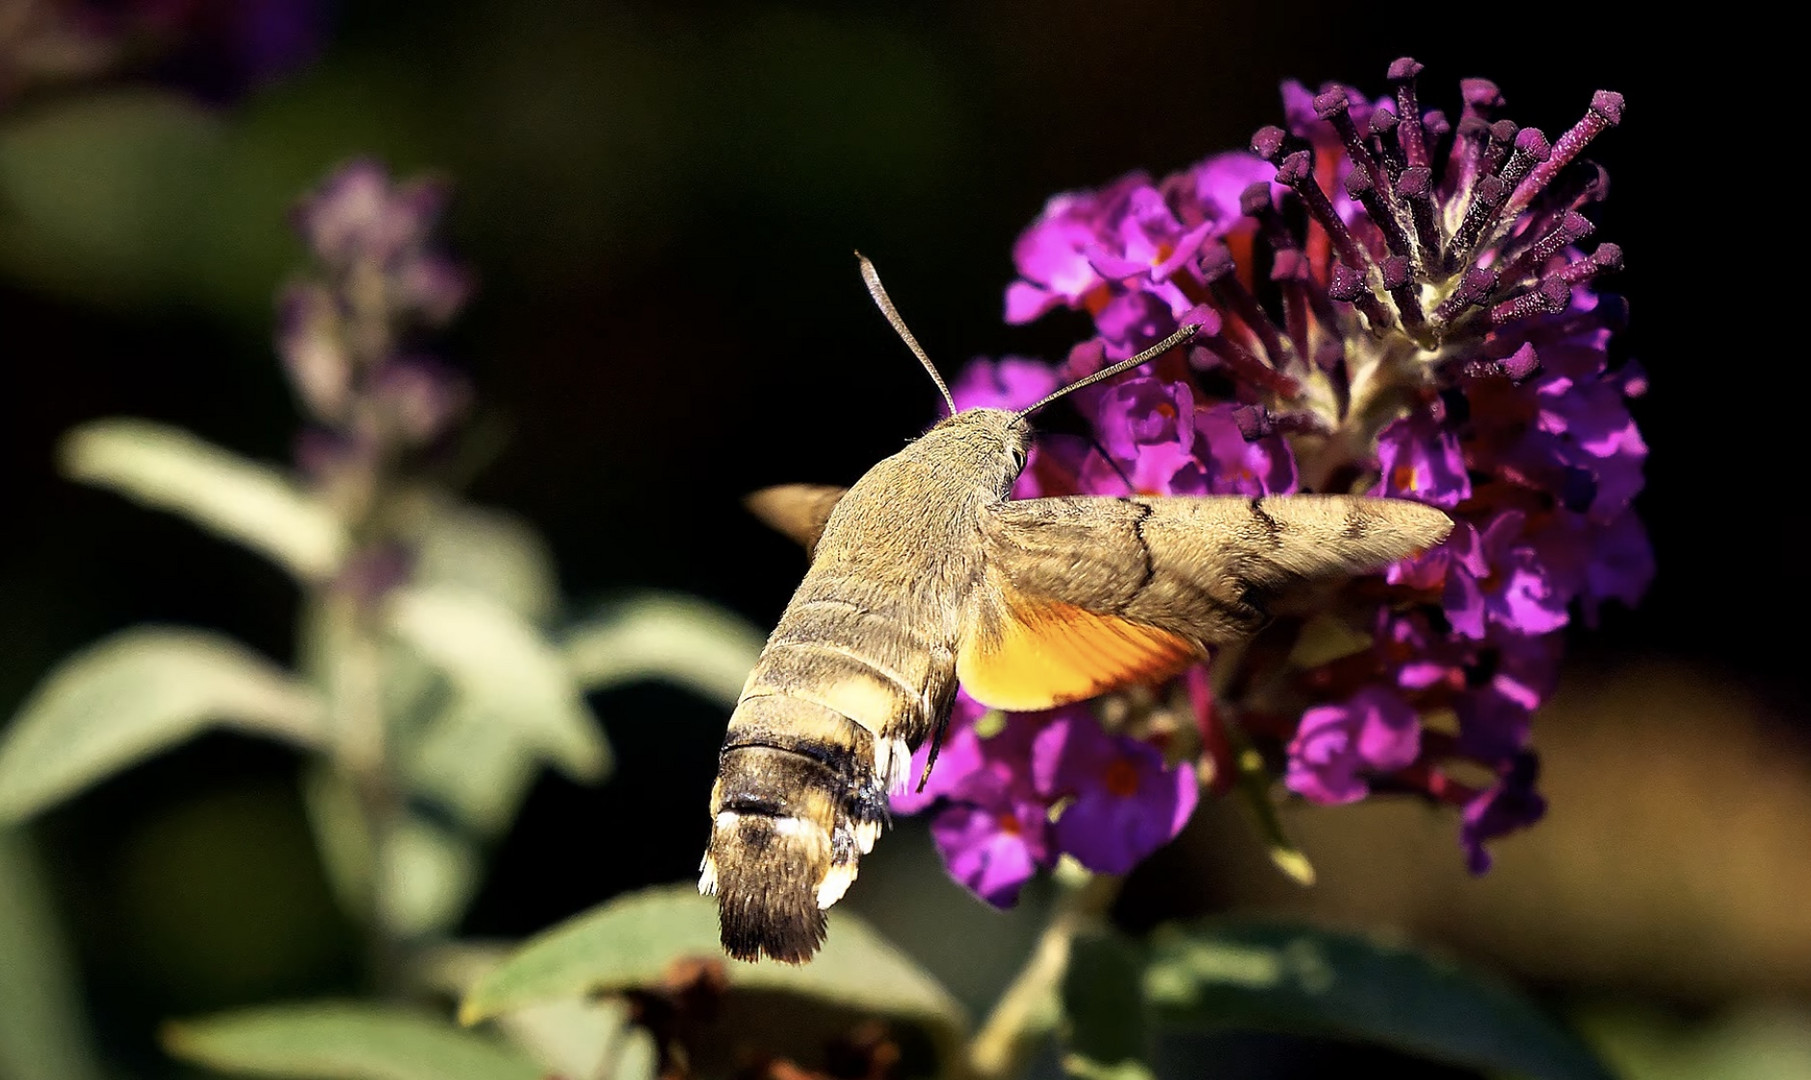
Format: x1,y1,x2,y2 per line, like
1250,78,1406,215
1389,57,1432,169
1367,108,1405,182
1201,244,1293,370
1489,279,1571,326
1481,120,1520,178
1445,174,1508,273
1498,127,1552,191
1275,151,1379,293
1503,90,1623,220
1326,258,1395,331
1431,267,1499,323
1345,162,1416,266
1395,166,1443,269
1381,255,1428,340
1250,125,1289,162
1492,211,1594,289
1191,336,1303,399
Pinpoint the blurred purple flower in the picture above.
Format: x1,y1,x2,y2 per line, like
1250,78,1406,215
949,356,1059,414
280,159,473,596
928,770,1054,908
1375,411,1471,509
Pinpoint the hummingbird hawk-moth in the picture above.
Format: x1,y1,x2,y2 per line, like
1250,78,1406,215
700,257,1452,963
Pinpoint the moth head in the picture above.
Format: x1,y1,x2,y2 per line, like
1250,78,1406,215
928,407,1034,492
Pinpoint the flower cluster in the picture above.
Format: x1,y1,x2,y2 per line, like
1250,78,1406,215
278,159,473,595
897,60,1647,900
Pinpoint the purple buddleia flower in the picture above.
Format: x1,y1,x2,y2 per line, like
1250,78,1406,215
1285,687,1421,805
1194,404,1297,495
1375,411,1471,508
896,60,1645,901
893,692,1063,906
950,357,1060,414
1031,713,1198,875
1442,511,1572,639
928,771,1054,908
1459,752,1548,873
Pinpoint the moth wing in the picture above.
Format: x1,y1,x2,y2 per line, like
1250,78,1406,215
957,494,1451,711
745,484,849,557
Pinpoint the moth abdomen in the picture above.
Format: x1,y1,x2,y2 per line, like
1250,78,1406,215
704,690,900,963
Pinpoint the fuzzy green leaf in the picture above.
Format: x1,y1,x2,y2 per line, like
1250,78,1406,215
414,942,632,1080
1145,922,1614,1080
459,883,965,1045
414,504,559,624
0,830,106,1080
379,815,481,939
163,1002,542,1080
0,627,323,822
562,593,763,705
61,419,347,580
390,583,610,812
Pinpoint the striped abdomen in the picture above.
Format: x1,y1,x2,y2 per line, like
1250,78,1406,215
700,581,957,963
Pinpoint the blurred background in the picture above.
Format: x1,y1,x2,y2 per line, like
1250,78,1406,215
1,1,1802,1077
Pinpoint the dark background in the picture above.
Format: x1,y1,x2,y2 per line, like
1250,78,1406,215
2,3,1802,1077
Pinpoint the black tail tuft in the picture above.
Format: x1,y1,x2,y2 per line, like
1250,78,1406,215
711,815,830,964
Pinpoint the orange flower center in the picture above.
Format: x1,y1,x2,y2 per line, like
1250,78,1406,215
1104,758,1142,798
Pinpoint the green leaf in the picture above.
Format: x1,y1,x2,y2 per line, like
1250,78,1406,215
414,943,631,1080
1061,932,1153,1080
395,697,543,837
1144,922,1614,1080
562,593,763,705
61,419,347,580
390,583,610,799
0,627,324,822
299,765,374,922
459,883,966,1046
0,829,106,1080
413,504,559,624
163,1002,543,1080
378,815,480,939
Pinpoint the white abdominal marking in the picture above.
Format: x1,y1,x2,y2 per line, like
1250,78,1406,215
873,736,912,795
816,861,858,909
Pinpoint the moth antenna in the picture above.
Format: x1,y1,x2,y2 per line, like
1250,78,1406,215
857,252,959,417
1014,323,1201,420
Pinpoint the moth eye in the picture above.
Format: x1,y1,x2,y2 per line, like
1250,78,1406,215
1011,448,1028,471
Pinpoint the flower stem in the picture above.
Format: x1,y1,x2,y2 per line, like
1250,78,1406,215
966,872,1123,1080
307,585,406,998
